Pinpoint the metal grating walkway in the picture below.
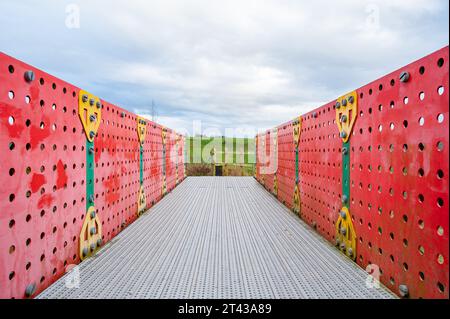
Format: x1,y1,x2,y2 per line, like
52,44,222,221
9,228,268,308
38,177,395,299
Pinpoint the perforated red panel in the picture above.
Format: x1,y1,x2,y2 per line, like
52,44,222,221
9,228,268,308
95,102,140,242
143,122,163,207
299,103,342,242
263,131,275,193
0,53,184,299
178,135,186,181
350,47,449,299
256,46,449,299
255,134,262,183
166,129,177,192
276,121,294,209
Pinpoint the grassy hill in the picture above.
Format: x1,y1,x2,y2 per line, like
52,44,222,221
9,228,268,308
185,136,255,164
185,136,256,176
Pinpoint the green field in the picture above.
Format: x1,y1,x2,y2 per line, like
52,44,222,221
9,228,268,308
185,136,256,165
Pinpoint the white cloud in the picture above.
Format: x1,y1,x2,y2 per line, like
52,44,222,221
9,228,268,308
0,0,448,135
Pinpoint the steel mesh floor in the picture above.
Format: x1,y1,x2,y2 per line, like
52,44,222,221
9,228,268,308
38,177,395,299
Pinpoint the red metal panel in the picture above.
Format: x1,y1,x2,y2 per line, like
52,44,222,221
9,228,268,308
277,121,295,209
255,134,261,183
264,130,275,193
0,53,184,299
0,53,86,298
350,47,449,299
256,46,449,299
94,102,140,243
166,129,176,192
298,103,342,242
177,134,186,183
143,122,163,207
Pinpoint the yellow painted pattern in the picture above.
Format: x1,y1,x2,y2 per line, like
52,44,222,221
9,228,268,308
335,91,358,143
78,90,102,142
137,117,147,144
293,184,300,215
292,116,302,147
335,207,357,260
79,206,102,261
137,185,146,216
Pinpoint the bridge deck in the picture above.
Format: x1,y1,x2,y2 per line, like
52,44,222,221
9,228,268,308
38,177,395,299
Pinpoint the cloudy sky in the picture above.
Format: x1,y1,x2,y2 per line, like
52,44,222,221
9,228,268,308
0,0,448,136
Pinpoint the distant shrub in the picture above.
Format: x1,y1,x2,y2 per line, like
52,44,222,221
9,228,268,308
186,164,213,176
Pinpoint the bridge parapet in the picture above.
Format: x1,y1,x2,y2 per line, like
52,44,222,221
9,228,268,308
256,46,449,299
0,53,185,298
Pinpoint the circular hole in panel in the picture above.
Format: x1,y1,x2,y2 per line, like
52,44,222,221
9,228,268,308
418,168,425,177
438,86,445,95
437,282,445,293
418,220,425,229
419,271,425,281
419,143,425,151
403,144,408,152
418,194,424,203
418,246,425,256
403,238,408,247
